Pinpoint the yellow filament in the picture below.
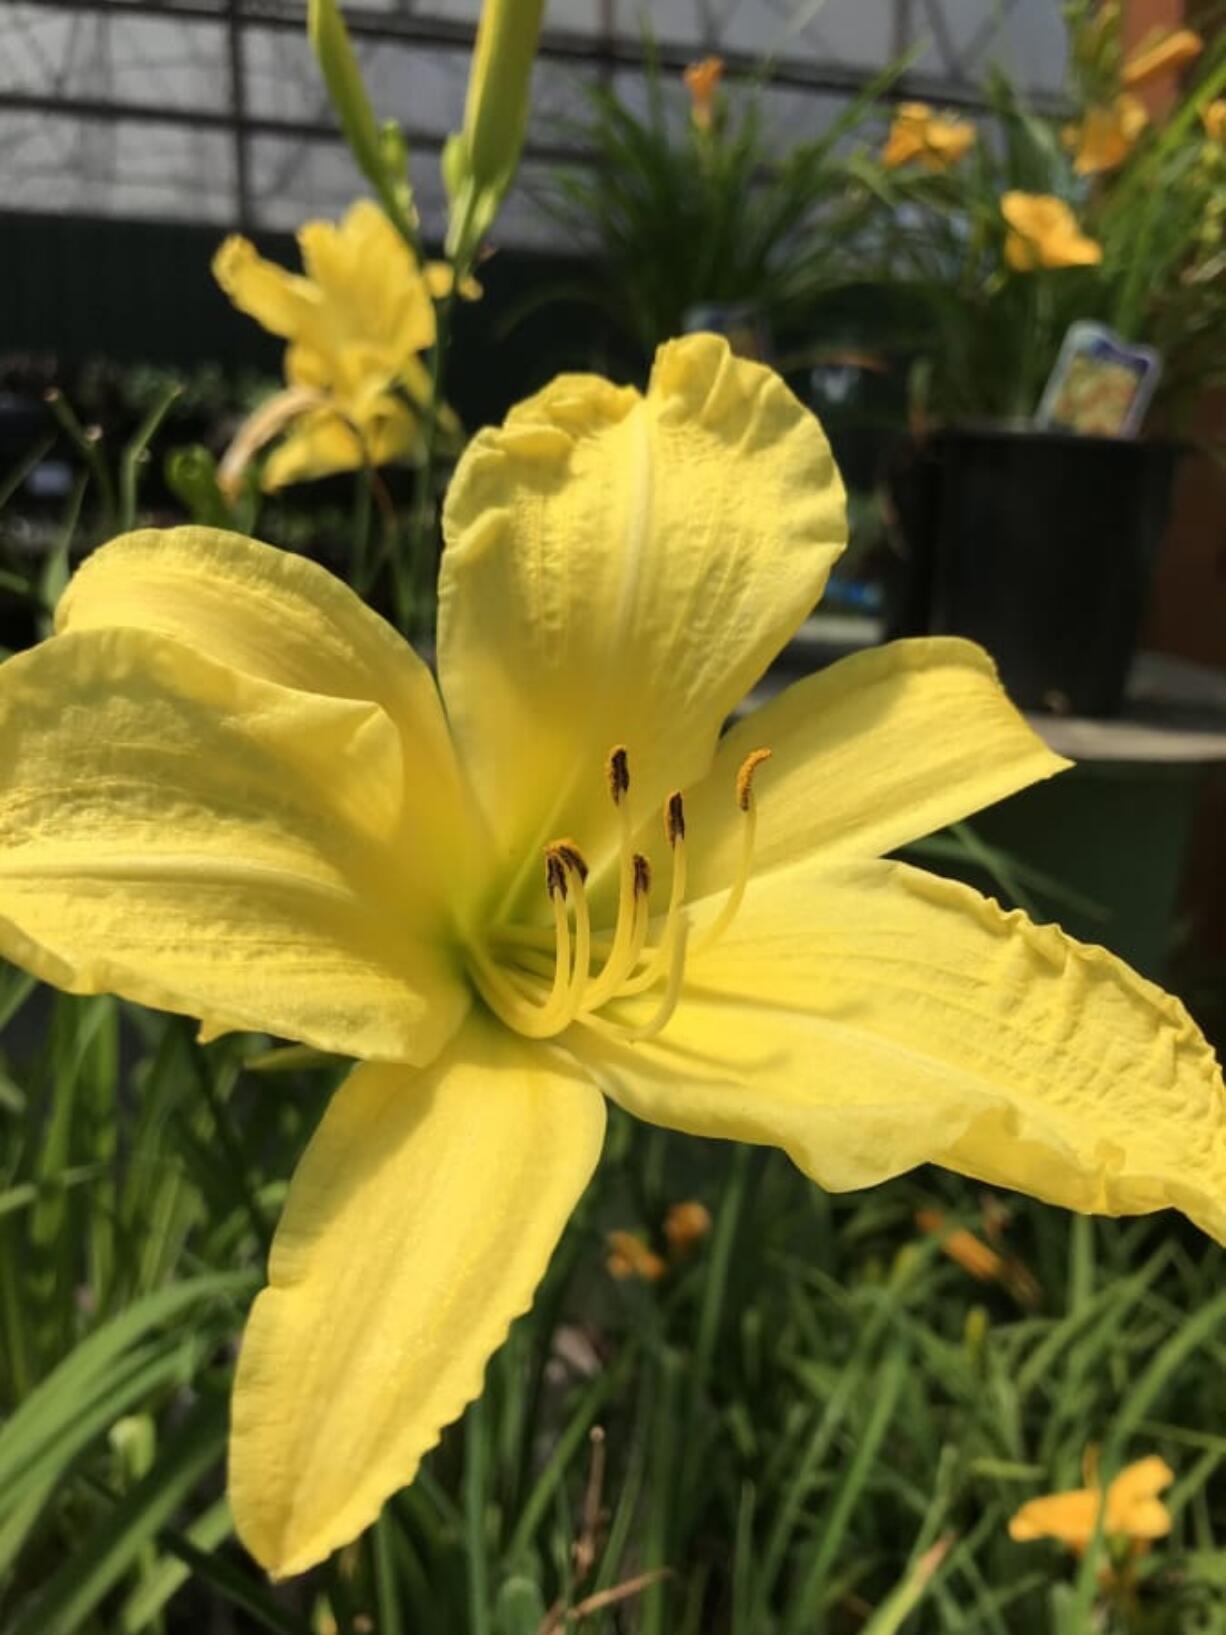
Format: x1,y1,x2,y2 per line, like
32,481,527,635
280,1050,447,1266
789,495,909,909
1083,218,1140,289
612,915,690,1042
619,825,687,997
581,793,638,1009
693,750,768,956
469,863,573,1038
559,849,592,1023
475,747,767,1044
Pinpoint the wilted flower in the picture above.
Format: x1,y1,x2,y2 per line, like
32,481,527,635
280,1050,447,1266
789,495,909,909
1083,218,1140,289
881,103,976,171
1001,192,1103,270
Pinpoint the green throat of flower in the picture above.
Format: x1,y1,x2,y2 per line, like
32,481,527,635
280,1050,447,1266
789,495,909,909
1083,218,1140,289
469,743,770,1044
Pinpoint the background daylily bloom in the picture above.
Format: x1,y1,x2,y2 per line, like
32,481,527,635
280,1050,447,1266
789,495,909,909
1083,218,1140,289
213,199,468,492
1001,192,1104,270
1204,99,1226,142
1068,94,1148,175
684,56,725,132
1009,1456,1174,1552
0,335,1223,1578
1121,27,1203,92
881,103,976,171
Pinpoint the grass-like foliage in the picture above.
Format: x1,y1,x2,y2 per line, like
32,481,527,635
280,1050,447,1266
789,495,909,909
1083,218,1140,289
2,963,1226,1634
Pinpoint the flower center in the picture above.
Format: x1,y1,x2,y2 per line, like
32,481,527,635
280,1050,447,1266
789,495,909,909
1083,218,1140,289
466,744,770,1043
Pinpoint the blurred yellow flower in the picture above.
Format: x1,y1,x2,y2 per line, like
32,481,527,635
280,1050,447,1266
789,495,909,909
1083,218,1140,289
1009,1456,1174,1554
664,1200,712,1257
1068,94,1149,175
213,199,467,493
684,56,724,132
1204,100,1226,142
1122,27,1203,91
1001,192,1103,271
881,103,976,171
606,1230,667,1282
3,335,1225,1581
915,1208,1003,1282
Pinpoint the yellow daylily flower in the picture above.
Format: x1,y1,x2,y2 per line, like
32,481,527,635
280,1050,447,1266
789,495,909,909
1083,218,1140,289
684,56,725,133
1,335,1224,1580
1204,100,1226,143
1121,27,1203,92
1010,1456,1174,1553
606,1230,667,1282
213,199,466,493
1068,94,1149,175
881,103,977,171
1001,192,1104,271
664,1200,712,1257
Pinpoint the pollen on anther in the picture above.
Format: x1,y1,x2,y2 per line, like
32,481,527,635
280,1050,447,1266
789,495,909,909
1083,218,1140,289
607,745,630,804
550,838,590,882
736,748,772,812
633,853,652,897
665,791,686,846
545,852,568,899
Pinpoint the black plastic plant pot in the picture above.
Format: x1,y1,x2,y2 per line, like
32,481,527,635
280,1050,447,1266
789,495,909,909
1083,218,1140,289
887,425,1181,718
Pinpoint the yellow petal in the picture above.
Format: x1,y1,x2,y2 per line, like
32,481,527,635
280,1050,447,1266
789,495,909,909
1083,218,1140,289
676,638,1068,900
297,200,436,361
230,1013,605,1576
1108,1456,1174,1536
569,859,1226,1240
213,235,320,340
57,526,488,925
438,333,846,914
1122,26,1203,91
0,626,468,1061
260,408,365,489
1009,1489,1099,1546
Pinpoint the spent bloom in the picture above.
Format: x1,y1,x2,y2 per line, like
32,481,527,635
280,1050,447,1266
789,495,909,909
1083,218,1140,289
0,335,1223,1577
1010,1456,1174,1554
684,56,724,133
881,103,976,171
213,199,469,493
1001,192,1104,270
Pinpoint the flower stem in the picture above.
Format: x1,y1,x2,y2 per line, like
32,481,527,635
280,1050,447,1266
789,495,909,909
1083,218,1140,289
401,284,458,635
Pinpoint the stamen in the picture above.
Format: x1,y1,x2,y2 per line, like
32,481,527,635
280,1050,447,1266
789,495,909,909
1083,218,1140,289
615,915,690,1041
548,839,591,1022
607,745,630,804
665,790,686,845
468,848,574,1038
619,795,687,997
694,749,770,955
580,749,641,1009
736,748,772,812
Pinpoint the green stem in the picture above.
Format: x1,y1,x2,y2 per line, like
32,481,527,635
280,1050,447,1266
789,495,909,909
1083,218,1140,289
351,463,374,595
401,274,461,637
464,1395,492,1635
44,391,116,533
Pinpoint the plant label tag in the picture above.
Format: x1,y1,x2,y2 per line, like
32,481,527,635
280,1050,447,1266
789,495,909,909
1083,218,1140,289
1036,321,1162,438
